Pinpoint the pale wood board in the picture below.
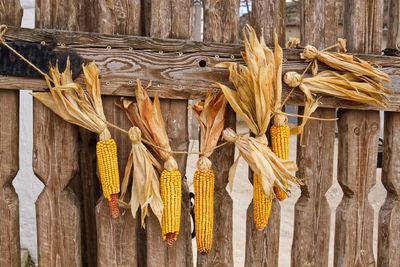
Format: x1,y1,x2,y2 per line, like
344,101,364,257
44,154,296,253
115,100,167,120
0,1,22,266
378,112,400,266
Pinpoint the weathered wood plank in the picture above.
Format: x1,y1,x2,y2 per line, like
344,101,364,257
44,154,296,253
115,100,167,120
96,96,138,267
252,0,285,45
292,108,335,267
145,1,192,266
0,2,22,266
0,89,20,267
33,101,82,267
2,29,400,111
196,1,238,266
93,2,141,266
291,1,337,266
244,3,285,267
334,110,379,267
378,112,400,266
387,0,400,49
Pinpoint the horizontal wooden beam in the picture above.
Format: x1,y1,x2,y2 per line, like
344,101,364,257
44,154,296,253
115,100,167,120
1,27,400,111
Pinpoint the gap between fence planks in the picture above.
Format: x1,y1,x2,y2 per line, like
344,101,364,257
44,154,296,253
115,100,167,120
2,27,400,112
0,1,22,266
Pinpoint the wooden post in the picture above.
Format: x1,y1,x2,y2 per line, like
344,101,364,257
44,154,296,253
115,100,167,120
252,0,285,45
198,1,238,266
144,1,193,266
334,1,383,266
378,4,400,264
387,0,400,49
34,1,88,266
244,2,284,267
93,1,141,266
291,1,337,266
378,112,400,266
0,2,22,267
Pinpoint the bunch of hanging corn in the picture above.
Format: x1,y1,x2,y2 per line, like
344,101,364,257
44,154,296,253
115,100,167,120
33,61,121,218
118,80,182,245
217,26,301,231
192,91,227,253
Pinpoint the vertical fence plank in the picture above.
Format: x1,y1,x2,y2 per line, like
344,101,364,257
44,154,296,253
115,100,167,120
291,1,337,266
252,0,285,45
145,1,192,266
334,110,379,267
378,112,400,266
33,102,82,267
334,1,383,266
244,2,284,267
93,1,141,266
198,1,238,266
387,0,400,49
0,3,22,267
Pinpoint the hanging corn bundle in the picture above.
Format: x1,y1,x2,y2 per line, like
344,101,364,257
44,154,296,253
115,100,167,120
216,26,301,230
119,80,182,245
301,41,390,83
32,61,121,218
191,91,227,253
118,126,163,227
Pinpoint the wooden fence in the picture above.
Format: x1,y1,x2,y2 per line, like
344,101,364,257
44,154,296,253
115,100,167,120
0,0,400,266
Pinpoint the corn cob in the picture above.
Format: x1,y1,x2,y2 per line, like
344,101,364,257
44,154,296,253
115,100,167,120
194,157,214,253
270,114,290,201
160,156,182,246
253,173,273,230
96,138,120,218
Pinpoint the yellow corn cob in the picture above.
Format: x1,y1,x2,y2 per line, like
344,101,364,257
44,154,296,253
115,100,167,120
194,157,215,253
253,173,273,230
270,114,290,201
96,138,120,218
160,157,182,246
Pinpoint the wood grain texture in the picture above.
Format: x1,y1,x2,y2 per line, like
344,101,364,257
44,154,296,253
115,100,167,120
0,90,20,267
96,96,138,267
93,3,142,266
387,0,400,49
2,29,400,111
291,2,337,266
378,112,400,266
291,108,335,267
334,110,379,267
0,2,21,267
251,0,285,45
145,1,192,266
196,1,238,266
33,100,82,267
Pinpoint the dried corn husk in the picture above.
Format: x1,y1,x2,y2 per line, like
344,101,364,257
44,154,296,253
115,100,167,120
119,127,163,227
216,26,299,196
192,91,227,158
286,37,300,49
32,61,111,139
301,43,390,83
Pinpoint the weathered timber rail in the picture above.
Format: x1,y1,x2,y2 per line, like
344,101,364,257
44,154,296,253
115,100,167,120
1,27,400,111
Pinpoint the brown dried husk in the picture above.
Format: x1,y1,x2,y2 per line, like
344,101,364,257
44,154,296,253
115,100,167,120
32,60,111,140
118,80,179,170
192,91,227,159
301,43,390,83
284,70,389,134
120,127,163,227
216,26,299,195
